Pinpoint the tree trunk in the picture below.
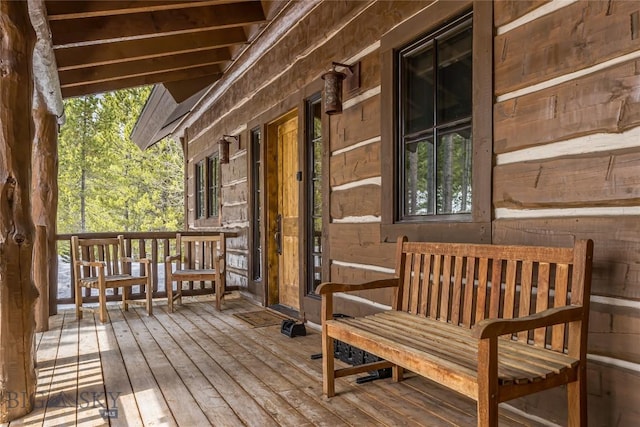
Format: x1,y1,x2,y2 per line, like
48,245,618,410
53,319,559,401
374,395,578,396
32,91,59,329
0,0,38,422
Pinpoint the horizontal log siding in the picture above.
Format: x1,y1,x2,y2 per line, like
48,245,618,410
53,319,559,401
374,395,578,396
494,58,640,154
494,151,640,208
494,1,640,424
495,1,640,96
328,223,395,269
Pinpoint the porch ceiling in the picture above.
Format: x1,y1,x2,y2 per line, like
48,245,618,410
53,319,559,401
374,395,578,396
45,0,271,101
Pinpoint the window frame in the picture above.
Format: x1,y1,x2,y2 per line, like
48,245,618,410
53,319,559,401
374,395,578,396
195,160,206,220
207,154,220,219
380,0,492,243
305,93,323,296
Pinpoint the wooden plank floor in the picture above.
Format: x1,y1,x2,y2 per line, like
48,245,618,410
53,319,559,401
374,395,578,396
9,294,546,426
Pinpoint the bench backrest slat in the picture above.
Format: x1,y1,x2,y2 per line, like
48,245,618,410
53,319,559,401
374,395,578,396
394,238,593,354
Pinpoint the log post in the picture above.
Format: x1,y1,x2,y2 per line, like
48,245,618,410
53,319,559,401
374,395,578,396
0,0,38,422
32,90,59,328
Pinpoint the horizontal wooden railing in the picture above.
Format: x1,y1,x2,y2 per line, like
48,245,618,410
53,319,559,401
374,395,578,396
55,231,231,306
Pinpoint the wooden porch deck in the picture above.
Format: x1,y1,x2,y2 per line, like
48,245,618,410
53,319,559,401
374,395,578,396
10,295,546,427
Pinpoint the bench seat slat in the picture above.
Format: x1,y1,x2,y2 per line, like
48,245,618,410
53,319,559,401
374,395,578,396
326,320,479,399
334,312,578,386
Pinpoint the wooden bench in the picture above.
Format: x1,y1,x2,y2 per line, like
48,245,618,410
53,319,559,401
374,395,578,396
71,235,152,323
318,237,593,426
165,233,226,311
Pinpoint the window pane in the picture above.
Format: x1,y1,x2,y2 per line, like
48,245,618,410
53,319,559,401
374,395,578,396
436,127,472,214
403,46,434,134
437,26,472,123
404,136,434,216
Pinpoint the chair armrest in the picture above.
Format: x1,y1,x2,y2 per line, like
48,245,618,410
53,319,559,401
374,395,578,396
75,260,105,268
121,256,151,264
165,254,181,263
472,305,584,339
317,278,400,295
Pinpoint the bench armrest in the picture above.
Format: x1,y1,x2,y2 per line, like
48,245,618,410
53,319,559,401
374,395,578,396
121,256,150,264
75,260,105,268
317,278,400,295
472,305,584,339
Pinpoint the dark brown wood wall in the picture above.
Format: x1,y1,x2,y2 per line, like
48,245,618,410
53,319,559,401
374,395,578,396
493,1,640,424
185,1,640,424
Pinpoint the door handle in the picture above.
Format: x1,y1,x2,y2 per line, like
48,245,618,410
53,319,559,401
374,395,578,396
274,214,282,255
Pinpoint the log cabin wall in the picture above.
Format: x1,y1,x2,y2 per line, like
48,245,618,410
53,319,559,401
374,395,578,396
183,1,640,424
493,1,640,424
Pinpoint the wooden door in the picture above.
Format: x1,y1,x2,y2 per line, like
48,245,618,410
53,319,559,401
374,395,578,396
276,116,299,310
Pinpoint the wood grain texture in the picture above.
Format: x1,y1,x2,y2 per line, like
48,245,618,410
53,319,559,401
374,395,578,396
328,223,396,269
330,95,381,152
493,217,640,300
493,0,549,28
494,58,640,153
494,151,640,208
495,0,640,96
330,184,381,219
0,1,37,421
330,141,380,187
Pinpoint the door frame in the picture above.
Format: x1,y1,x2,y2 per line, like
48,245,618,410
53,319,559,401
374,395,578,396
245,80,325,318
265,109,299,309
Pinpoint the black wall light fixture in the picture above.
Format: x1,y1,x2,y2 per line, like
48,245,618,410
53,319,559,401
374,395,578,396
322,61,360,115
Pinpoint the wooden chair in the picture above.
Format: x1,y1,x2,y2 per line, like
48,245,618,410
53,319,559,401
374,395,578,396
165,233,226,312
71,235,152,323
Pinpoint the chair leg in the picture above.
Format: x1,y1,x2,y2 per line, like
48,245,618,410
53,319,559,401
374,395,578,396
215,279,222,310
98,287,107,323
146,281,153,316
567,366,587,426
75,282,83,320
122,286,129,311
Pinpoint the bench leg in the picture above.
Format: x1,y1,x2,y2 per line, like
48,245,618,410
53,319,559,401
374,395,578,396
122,286,129,311
392,365,404,382
322,332,335,397
477,338,498,427
567,365,587,426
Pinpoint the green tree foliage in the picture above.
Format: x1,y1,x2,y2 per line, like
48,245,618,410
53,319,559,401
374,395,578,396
58,87,184,235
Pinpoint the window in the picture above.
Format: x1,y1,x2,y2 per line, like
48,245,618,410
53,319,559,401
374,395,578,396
399,16,472,219
381,2,492,243
195,160,205,219
250,128,262,281
306,95,323,294
207,155,220,218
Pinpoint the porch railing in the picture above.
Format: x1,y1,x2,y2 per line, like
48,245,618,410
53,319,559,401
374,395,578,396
55,231,228,306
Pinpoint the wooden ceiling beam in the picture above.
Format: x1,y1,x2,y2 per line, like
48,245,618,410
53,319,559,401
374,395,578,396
50,2,265,46
59,47,230,87
61,66,223,98
54,27,246,71
46,0,248,20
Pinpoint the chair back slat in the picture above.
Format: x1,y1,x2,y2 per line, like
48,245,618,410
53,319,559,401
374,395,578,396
396,239,592,354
